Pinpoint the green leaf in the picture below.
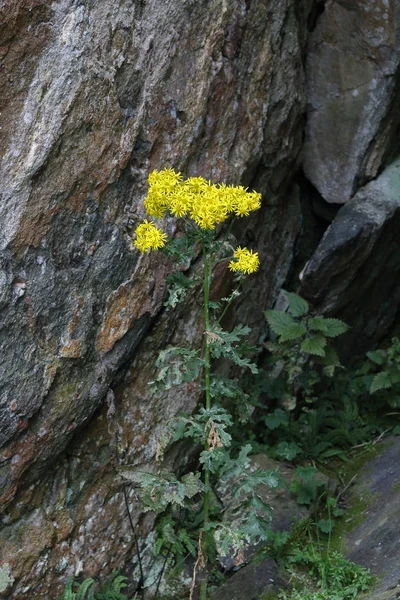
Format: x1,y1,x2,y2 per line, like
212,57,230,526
321,318,349,338
370,371,392,393
264,408,289,430
285,292,309,317
366,350,386,365
181,472,202,498
317,519,334,534
208,324,258,373
164,272,196,308
265,310,296,337
308,316,329,334
393,425,400,435
295,466,316,481
279,323,307,342
276,441,301,461
76,579,95,600
301,335,327,356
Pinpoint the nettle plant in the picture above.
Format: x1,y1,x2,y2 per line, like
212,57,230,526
122,169,280,599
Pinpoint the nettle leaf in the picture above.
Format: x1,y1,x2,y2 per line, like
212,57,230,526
370,371,392,394
279,323,307,342
285,292,309,317
366,350,386,365
265,310,296,337
308,316,329,334
321,318,349,338
301,334,327,357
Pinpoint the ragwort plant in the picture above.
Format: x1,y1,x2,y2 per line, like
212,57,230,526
122,169,280,600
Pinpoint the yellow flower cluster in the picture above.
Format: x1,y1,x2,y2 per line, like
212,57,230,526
143,169,261,229
133,220,168,252
229,247,260,274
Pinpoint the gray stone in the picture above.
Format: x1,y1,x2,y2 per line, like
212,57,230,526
300,158,400,355
303,0,400,204
344,438,400,596
209,558,285,600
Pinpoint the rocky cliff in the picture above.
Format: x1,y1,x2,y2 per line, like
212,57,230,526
0,0,399,598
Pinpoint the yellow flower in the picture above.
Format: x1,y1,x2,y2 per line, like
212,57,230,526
231,187,262,217
169,188,194,218
144,189,169,218
134,220,168,252
229,246,260,274
143,169,262,229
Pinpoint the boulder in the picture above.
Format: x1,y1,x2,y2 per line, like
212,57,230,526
303,0,400,204
300,158,400,355
209,558,285,600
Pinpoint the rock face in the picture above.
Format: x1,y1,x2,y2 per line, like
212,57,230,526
343,438,400,598
303,0,400,204
300,158,400,355
0,0,306,597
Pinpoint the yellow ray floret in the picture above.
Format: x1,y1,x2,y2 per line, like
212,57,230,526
229,246,260,274
134,220,168,252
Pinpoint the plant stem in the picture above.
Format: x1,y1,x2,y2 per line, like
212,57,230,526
200,249,212,600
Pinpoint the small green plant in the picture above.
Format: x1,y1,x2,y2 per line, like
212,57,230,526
279,544,373,600
264,292,348,410
122,169,278,599
58,575,133,600
58,578,95,600
353,336,400,410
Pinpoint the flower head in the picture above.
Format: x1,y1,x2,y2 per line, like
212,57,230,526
142,169,262,230
134,220,168,252
229,246,260,275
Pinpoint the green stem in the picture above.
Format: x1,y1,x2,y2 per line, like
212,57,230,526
200,248,212,600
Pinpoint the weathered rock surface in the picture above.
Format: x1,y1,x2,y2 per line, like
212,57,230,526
300,158,400,355
303,0,400,204
0,0,306,597
343,438,400,598
209,558,285,600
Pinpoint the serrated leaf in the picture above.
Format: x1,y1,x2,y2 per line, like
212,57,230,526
321,318,349,338
285,291,309,317
370,371,392,393
301,335,327,356
265,310,296,337
279,323,307,342
308,316,329,334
